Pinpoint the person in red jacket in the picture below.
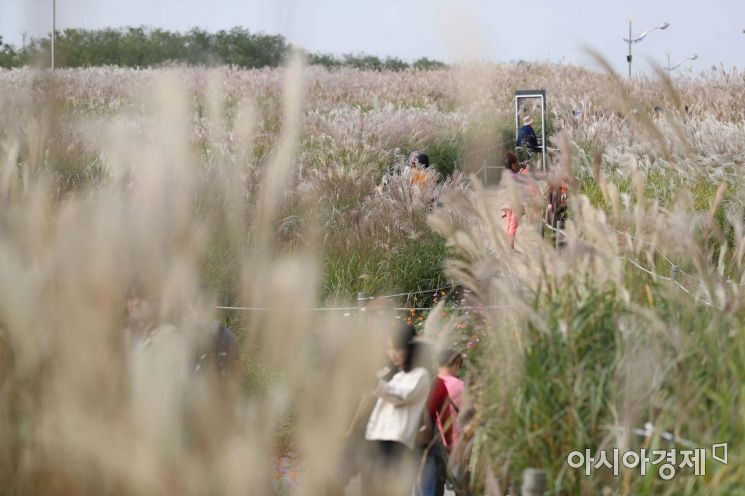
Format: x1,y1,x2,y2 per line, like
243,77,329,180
426,375,453,448
437,348,464,448
415,341,452,496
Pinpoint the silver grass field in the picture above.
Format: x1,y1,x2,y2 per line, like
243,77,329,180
1,57,745,495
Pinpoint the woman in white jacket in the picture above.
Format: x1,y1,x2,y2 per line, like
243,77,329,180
363,324,431,496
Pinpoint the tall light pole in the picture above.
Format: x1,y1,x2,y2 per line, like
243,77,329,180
51,0,56,70
665,53,698,76
623,21,670,78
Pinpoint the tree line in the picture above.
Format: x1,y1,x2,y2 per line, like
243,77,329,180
0,27,446,71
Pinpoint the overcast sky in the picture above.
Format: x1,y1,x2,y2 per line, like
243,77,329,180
2,0,743,74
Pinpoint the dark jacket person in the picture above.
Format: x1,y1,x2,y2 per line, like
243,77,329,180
516,115,540,152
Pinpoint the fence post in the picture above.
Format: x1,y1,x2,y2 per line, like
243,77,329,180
521,468,546,496
357,292,368,327
555,220,565,249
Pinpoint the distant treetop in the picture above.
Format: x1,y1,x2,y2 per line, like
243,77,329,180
0,26,447,71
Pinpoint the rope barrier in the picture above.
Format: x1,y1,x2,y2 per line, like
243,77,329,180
541,221,566,235
380,282,456,300
217,304,510,313
543,214,742,290
621,257,720,307
376,272,499,301
608,224,677,266
603,423,698,449
216,261,722,313
471,165,505,179
608,224,745,287
539,219,725,308
216,305,359,312
455,139,515,164
624,257,672,281
216,211,736,313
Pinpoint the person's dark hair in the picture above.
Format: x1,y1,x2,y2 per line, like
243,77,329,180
391,324,418,372
408,151,430,168
125,277,148,301
503,151,519,171
417,153,430,167
437,347,463,368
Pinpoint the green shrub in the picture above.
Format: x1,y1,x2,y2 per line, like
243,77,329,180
478,281,620,493
426,136,463,177
322,235,447,306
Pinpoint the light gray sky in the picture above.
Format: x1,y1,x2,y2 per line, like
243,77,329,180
2,0,743,74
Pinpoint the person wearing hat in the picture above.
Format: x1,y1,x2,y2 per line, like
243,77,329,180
516,115,540,153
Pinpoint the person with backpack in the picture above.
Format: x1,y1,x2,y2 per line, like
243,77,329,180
414,341,452,496
437,348,464,448
123,279,177,354
363,324,432,496
545,173,568,230
180,289,240,382
448,400,477,496
122,280,194,459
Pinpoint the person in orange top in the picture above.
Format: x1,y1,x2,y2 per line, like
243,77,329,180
404,151,431,187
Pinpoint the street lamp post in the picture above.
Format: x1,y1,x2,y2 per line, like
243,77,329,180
665,53,698,76
51,0,56,70
623,20,670,78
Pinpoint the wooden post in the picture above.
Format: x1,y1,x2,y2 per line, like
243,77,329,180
51,0,56,70
555,220,565,249
521,468,546,496
357,292,368,327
